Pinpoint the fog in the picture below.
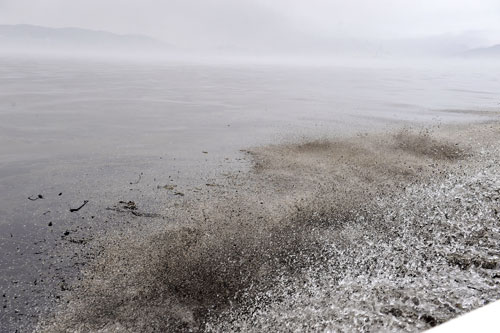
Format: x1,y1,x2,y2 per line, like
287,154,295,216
1,0,500,61
2,2,500,332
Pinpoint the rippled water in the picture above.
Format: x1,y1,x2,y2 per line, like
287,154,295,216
0,56,499,331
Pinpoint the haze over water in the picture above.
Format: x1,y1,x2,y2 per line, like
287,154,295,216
2,1,500,331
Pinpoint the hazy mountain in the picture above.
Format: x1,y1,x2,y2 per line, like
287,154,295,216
463,44,500,58
205,34,482,60
0,24,496,61
0,24,170,55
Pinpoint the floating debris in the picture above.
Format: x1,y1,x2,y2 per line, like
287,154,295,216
106,201,161,218
130,173,143,185
118,201,137,210
28,194,43,201
160,185,177,190
69,200,89,212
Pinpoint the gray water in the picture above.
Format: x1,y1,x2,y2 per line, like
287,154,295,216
2,57,499,217
0,55,499,330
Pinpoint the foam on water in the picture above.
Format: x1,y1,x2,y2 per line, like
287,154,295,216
36,122,500,332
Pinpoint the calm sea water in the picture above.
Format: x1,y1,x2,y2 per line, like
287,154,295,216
1,57,499,221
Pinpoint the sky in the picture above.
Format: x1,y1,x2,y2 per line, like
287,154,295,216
1,0,500,53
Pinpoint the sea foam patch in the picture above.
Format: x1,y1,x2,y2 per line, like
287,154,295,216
37,122,500,332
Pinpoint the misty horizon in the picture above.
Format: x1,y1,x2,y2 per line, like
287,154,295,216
1,0,500,61
1,23,499,63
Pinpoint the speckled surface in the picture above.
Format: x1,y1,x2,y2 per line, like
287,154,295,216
1,57,499,332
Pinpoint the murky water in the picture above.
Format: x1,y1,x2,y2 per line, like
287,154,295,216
0,56,499,331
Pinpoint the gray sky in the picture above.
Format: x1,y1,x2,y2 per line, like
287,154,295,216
1,0,500,50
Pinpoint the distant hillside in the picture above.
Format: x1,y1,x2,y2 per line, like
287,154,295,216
463,44,500,58
0,24,169,54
